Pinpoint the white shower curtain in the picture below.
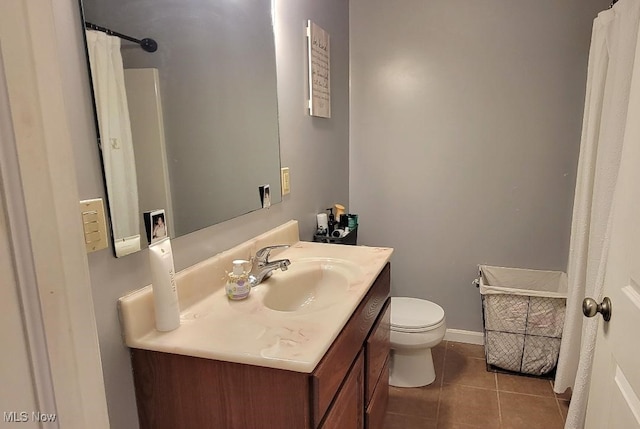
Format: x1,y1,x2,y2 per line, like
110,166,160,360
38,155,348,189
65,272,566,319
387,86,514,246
85,30,141,256
554,1,640,427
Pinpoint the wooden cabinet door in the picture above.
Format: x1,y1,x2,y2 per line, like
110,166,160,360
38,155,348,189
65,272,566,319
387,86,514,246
312,264,390,427
320,352,364,429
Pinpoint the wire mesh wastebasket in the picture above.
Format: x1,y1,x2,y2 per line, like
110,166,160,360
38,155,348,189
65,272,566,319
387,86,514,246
476,265,568,376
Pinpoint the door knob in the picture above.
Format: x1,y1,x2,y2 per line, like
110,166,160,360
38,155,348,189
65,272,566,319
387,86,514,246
582,297,612,322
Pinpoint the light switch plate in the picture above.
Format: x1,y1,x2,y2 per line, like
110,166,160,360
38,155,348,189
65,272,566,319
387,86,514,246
281,167,290,195
79,198,108,253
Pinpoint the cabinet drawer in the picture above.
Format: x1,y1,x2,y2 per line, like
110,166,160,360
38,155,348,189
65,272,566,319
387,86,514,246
312,263,390,428
365,299,390,406
365,357,389,429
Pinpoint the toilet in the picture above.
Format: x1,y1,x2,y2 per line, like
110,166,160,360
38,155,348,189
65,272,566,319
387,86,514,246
389,297,446,387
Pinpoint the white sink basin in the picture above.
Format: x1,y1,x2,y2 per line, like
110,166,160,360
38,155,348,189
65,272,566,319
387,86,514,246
261,258,363,313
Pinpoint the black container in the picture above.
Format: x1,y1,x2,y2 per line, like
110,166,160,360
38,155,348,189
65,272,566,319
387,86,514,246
313,226,358,245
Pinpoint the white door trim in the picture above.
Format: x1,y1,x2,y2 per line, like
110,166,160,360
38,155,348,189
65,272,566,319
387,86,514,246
0,47,59,427
0,1,110,427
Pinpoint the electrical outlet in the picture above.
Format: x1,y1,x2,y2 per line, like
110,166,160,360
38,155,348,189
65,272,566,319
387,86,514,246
79,198,108,253
281,167,291,195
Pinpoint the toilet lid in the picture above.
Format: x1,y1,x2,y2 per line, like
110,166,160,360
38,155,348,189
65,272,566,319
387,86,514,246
391,297,445,330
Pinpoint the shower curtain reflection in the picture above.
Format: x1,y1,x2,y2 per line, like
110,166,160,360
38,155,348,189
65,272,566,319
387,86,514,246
86,30,141,256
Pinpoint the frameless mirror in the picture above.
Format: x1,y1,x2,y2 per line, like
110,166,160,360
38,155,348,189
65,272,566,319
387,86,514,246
80,0,282,257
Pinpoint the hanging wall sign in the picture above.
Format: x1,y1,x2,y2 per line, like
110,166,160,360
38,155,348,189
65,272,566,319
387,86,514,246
307,20,331,118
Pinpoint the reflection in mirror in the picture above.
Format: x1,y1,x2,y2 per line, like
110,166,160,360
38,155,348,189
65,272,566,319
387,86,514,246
80,0,282,257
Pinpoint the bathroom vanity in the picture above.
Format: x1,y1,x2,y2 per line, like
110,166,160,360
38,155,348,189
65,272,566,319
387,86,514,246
118,221,393,429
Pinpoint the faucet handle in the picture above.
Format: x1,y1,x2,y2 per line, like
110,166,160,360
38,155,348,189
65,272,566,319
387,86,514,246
254,245,290,264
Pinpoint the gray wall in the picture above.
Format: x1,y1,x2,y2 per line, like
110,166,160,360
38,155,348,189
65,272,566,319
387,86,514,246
349,0,608,332
54,0,349,427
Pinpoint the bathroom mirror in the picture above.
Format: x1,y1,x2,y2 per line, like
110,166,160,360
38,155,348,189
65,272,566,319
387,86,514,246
80,0,282,257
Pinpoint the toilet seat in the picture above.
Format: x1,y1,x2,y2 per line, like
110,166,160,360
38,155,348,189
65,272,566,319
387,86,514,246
391,297,445,332
391,318,445,333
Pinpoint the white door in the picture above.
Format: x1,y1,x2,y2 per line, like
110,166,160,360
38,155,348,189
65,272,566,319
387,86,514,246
0,47,40,426
584,33,640,428
0,179,40,428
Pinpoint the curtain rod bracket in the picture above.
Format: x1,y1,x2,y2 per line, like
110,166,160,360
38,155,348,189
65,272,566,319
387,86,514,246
140,38,158,53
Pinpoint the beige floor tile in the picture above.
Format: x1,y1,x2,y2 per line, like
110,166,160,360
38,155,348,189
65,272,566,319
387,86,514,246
443,353,497,390
558,399,570,422
386,341,567,429
387,385,440,420
438,384,500,429
497,373,555,397
436,422,493,429
499,391,564,429
383,412,437,429
446,341,486,359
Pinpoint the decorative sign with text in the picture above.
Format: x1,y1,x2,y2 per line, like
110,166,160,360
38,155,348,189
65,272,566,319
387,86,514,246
306,20,331,118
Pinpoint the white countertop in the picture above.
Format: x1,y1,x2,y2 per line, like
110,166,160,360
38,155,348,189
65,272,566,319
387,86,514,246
119,232,393,373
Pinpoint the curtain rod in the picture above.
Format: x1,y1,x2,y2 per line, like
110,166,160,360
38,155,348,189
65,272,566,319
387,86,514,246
85,21,158,53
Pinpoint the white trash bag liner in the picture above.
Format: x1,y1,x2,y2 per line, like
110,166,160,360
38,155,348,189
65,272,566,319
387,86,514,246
478,265,567,376
480,265,568,298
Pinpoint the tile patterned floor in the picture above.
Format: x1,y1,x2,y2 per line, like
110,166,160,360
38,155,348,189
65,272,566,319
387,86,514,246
384,341,571,429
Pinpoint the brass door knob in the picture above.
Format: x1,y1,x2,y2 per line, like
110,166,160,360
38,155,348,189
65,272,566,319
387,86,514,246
582,297,612,322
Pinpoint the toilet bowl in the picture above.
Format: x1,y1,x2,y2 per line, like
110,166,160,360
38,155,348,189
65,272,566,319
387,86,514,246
389,297,446,387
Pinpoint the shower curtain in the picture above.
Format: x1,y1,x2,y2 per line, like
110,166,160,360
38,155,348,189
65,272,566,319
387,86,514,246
85,30,141,256
554,1,640,427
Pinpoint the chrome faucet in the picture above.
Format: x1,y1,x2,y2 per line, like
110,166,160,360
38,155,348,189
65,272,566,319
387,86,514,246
248,245,291,286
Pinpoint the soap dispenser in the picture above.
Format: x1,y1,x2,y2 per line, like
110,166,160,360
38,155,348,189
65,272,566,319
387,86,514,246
225,259,251,300
327,208,336,235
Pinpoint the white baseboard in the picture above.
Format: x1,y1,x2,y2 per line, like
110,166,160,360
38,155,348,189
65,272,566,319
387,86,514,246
444,329,484,345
